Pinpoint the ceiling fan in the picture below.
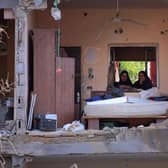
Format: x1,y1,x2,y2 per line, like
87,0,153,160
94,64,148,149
111,0,146,26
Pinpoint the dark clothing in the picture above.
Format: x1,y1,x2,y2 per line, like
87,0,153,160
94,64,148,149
114,80,132,88
119,80,132,87
133,79,152,90
115,70,133,89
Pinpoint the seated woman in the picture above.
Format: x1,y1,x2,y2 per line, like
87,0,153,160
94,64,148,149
133,71,153,90
115,70,133,89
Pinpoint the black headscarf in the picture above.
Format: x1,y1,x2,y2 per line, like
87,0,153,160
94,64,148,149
119,70,132,86
133,71,153,90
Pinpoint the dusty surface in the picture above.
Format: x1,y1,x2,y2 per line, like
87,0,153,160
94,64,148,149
1,119,168,157
1,120,168,168
27,153,168,168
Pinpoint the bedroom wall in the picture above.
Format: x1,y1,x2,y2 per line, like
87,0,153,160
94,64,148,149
33,8,168,99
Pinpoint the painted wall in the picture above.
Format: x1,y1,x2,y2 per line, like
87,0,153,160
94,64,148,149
28,11,36,30
33,7,168,99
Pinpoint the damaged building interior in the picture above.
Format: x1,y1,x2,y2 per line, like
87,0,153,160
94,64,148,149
1,0,168,168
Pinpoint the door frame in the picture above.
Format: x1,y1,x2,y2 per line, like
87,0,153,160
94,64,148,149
61,46,82,120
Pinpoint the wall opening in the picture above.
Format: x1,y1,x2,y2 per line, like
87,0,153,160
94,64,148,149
61,47,82,120
107,45,158,88
0,9,15,122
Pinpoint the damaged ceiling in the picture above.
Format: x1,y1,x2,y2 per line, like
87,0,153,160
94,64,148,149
0,0,18,8
61,0,168,9
1,0,168,9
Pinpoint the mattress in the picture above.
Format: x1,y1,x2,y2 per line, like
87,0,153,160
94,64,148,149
84,96,168,117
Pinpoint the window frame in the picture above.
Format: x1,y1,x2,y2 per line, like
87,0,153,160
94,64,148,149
107,43,159,88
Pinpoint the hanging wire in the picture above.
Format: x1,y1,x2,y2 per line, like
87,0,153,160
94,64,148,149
56,28,62,73
116,0,120,16
53,0,58,8
54,0,61,8
57,28,60,57
117,0,119,12
52,0,62,72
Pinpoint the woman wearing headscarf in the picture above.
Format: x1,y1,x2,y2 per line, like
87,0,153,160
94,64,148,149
133,71,153,90
118,70,132,89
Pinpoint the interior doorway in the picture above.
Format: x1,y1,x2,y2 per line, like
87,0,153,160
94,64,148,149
61,47,81,120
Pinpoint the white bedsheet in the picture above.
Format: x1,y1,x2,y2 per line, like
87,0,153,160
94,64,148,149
86,96,128,105
84,96,168,117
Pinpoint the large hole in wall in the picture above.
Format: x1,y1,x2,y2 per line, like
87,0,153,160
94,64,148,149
0,9,15,122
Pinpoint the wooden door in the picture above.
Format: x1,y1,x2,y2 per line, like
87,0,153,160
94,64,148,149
33,29,75,127
56,57,75,127
34,29,56,115
61,47,81,120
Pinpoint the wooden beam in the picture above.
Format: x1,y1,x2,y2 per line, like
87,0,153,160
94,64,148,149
19,0,47,10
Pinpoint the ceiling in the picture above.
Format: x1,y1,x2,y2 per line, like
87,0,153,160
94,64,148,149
60,0,168,9
1,0,168,9
0,0,18,8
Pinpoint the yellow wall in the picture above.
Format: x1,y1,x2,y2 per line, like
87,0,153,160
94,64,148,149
34,8,168,98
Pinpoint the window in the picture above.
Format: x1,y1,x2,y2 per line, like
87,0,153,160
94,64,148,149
108,46,157,87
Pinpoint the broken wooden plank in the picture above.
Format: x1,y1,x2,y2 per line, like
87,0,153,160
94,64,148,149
27,93,37,130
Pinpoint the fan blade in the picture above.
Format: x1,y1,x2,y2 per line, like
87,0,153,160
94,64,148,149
122,18,146,26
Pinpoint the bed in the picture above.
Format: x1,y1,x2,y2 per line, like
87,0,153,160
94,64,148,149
84,92,168,129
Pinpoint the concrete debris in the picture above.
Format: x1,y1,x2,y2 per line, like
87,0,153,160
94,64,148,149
1,118,168,157
25,118,168,142
1,124,168,156
25,129,117,143
149,119,168,128
87,134,95,138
